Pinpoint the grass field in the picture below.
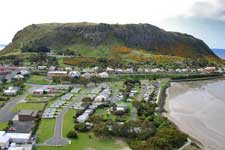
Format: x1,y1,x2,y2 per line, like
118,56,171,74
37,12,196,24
36,119,56,144
27,75,50,84
0,122,8,130
36,108,130,150
12,102,46,112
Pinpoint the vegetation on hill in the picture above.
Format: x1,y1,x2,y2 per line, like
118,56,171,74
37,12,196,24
0,22,223,67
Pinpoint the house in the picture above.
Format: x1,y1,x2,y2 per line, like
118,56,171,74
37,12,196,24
49,66,56,71
3,87,20,96
4,133,31,144
18,109,38,121
81,72,91,79
19,70,30,76
137,68,144,73
93,66,99,72
65,67,72,72
204,67,216,72
98,72,109,78
47,71,68,79
13,75,24,80
68,71,81,78
115,68,124,74
37,66,47,70
32,89,44,96
124,68,134,74
106,67,114,73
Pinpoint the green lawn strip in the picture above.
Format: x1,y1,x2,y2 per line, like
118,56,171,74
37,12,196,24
62,109,76,137
27,75,50,84
12,102,46,112
0,101,6,107
0,122,8,130
36,119,56,144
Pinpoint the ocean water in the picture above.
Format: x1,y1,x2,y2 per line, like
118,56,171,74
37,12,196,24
166,79,225,150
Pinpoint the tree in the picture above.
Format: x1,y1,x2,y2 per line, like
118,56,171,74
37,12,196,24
1,78,7,84
145,137,173,150
67,130,78,139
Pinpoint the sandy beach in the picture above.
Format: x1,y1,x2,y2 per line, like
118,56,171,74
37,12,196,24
165,80,225,150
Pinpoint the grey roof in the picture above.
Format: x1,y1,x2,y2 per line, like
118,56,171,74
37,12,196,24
18,109,38,116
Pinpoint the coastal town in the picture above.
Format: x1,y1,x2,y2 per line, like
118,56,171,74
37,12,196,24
0,64,224,150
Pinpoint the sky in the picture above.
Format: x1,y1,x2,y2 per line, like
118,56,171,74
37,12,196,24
0,0,225,48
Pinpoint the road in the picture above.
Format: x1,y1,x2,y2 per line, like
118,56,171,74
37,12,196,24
45,93,85,146
131,107,137,121
0,84,42,122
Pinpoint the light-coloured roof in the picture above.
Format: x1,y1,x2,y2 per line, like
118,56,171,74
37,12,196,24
5,133,31,140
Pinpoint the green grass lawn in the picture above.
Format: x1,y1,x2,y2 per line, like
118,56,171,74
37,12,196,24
36,119,56,144
26,94,52,102
35,108,130,150
12,102,46,112
27,75,50,84
0,101,6,107
62,109,76,137
0,122,8,130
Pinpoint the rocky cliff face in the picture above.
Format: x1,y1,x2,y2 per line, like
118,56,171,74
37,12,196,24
3,22,217,58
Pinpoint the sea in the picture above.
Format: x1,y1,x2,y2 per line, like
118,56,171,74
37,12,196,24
165,79,225,150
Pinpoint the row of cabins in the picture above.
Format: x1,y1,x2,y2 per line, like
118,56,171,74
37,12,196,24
47,70,109,79
42,92,74,119
142,83,155,102
76,84,112,123
106,66,219,74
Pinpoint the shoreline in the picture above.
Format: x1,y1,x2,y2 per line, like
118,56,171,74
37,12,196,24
162,78,225,150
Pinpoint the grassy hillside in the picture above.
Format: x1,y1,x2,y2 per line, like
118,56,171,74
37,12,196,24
0,22,223,67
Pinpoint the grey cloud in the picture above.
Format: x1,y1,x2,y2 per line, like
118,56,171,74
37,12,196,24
191,0,225,21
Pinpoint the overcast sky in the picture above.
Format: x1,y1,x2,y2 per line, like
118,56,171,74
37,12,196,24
0,0,225,48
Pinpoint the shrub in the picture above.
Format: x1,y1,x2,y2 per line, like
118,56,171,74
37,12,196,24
67,130,78,139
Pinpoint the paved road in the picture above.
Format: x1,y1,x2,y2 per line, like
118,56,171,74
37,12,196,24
45,93,85,146
131,107,137,121
0,84,41,122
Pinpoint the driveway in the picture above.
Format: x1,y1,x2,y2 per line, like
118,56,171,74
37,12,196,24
45,93,85,146
0,84,41,122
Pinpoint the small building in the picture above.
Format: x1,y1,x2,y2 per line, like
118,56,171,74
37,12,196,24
81,72,91,79
98,72,109,78
3,87,20,96
19,70,30,76
13,75,24,80
68,71,81,78
204,67,216,72
106,67,114,73
37,66,47,70
49,66,56,71
32,89,44,96
18,110,38,121
5,133,31,144
47,71,68,79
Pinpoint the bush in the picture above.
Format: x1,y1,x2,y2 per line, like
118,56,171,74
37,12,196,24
74,123,90,132
67,130,78,139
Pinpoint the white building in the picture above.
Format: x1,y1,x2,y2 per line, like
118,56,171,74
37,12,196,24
68,71,81,78
4,87,20,96
37,66,47,70
81,72,91,79
5,133,31,144
20,70,30,76
13,75,24,80
98,72,109,78
0,135,10,149
106,67,114,73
